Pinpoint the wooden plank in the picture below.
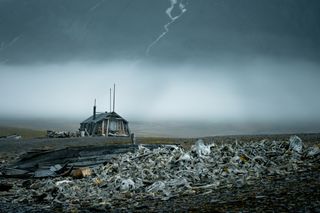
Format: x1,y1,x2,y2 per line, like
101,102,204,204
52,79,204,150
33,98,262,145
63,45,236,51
106,119,109,137
2,144,162,178
101,120,105,136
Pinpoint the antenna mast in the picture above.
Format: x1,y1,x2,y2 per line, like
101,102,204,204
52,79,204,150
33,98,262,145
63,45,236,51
109,88,112,112
113,83,115,112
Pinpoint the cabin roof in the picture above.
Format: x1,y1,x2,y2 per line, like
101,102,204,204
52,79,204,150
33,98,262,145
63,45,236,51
81,111,128,124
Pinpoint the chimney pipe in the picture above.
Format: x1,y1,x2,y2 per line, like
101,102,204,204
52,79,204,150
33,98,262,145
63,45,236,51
93,99,96,120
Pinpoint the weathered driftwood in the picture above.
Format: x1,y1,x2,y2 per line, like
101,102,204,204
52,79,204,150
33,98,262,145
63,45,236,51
1,144,162,178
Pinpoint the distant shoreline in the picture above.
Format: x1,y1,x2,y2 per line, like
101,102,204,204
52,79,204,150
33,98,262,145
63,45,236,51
1,118,320,138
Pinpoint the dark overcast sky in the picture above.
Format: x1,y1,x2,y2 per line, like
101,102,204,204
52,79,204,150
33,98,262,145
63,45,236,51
0,0,320,126
0,0,319,64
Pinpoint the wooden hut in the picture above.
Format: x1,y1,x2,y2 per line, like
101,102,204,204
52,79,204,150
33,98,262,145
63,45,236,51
80,110,130,137
79,84,130,137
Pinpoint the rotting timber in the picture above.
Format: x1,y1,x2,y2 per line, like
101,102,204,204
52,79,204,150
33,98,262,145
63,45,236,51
1,143,161,178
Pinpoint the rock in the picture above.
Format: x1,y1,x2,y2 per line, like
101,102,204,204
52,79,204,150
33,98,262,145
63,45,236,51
70,167,92,179
0,183,12,191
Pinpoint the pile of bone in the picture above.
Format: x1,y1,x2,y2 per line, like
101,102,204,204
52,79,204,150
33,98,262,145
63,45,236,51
92,136,319,199
12,136,320,208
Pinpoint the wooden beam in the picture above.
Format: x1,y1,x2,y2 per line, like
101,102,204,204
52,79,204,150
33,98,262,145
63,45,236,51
101,120,105,136
106,119,109,137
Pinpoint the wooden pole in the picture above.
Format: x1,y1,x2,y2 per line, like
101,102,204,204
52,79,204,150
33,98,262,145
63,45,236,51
113,84,115,112
109,88,112,112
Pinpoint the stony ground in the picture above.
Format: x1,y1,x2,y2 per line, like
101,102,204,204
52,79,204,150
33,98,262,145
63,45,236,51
0,134,319,212
1,166,319,212
140,167,320,212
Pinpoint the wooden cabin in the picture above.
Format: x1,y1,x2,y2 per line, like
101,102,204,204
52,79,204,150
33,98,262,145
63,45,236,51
80,110,130,137
80,85,130,137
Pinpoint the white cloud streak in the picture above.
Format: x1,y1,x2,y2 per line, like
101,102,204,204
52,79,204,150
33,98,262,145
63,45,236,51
146,0,188,55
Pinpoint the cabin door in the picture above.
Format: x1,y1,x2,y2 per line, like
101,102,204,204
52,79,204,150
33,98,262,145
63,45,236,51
109,120,124,135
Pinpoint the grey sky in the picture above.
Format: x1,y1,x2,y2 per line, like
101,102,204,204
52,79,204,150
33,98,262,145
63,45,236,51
0,0,319,125
1,0,320,63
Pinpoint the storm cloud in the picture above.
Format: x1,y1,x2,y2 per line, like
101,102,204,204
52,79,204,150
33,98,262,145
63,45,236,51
0,0,320,134
0,0,319,63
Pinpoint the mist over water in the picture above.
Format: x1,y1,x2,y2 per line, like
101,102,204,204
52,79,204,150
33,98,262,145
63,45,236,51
1,58,320,137
1,59,320,122
1,0,320,136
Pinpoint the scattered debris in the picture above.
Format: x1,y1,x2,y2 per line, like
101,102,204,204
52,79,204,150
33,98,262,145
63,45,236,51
56,180,73,186
0,134,22,140
306,145,320,157
0,136,319,211
46,130,75,138
289,135,303,153
0,144,154,178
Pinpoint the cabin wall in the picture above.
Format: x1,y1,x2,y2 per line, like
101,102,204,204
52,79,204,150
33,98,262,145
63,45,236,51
80,119,130,137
